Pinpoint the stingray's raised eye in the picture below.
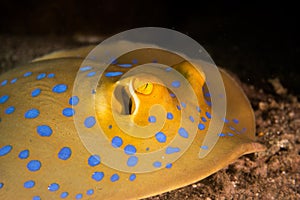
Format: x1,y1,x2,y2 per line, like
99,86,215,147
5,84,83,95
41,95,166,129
134,81,153,95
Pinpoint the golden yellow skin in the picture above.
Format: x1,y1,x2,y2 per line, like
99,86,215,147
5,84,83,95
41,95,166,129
0,45,265,200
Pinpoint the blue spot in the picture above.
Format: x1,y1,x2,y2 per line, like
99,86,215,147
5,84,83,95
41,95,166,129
24,180,35,188
69,96,79,106
201,145,209,150
170,93,176,98
24,72,32,77
167,112,173,120
36,73,46,80
178,127,189,138
228,132,234,136
124,145,137,155
110,174,119,182
27,160,41,172
189,116,194,122
86,189,94,195
75,193,83,199
205,100,212,106
58,147,72,160
32,196,41,200
84,116,96,128
108,125,112,129
48,73,55,78
111,58,118,64
80,66,92,71
91,89,96,94
0,182,3,189
60,192,69,198
0,145,12,156
25,109,40,119
148,116,156,123
153,161,162,168
223,118,229,123
198,123,205,130
5,106,15,114
117,63,132,68
48,183,60,191
0,95,9,104
111,136,123,148
52,84,68,93
132,59,138,64
166,147,180,154
19,149,29,159
181,102,186,108
206,112,211,119
129,174,136,181
205,92,211,97
1,80,7,86
127,156,138,167
201,116,207,122
87,71,96,77
229,126,235,131
155,132,167,143
62,108,75,117
171,80,181,88
37,125,52,137
176,105,181,110
105,72,123,77
31,88,41,97
88,155,101,167
92,172,104,182
241,127,246,132
166,163,172,169
10,78,17,84
196,106,201,112
233,119,239,124
218,133,226,137
165,67,172,72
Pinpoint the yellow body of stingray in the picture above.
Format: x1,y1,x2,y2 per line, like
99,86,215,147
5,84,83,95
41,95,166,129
0,44,265,200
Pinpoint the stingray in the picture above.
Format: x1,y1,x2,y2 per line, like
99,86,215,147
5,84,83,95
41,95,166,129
0,43,265,200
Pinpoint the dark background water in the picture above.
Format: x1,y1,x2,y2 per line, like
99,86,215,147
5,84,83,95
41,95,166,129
0,0,298,95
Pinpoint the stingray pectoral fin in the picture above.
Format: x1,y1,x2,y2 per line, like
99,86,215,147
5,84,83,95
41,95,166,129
220,68,257,139
217,68,266,152
131,66,266,199
0,42,265,200
119,63,266,199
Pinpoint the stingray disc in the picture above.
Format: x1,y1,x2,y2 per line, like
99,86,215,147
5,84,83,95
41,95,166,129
0,43,265,200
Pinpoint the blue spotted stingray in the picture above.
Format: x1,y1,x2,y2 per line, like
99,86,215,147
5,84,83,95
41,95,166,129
0,45,265,200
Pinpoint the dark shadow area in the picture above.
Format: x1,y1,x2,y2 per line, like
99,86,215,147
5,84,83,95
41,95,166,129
0,1,298,95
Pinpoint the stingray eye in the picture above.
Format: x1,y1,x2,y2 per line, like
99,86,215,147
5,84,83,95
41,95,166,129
134,82,153,95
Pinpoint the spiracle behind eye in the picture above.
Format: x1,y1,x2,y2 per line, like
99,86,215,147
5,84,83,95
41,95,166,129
113,86,134,115
128,97,133,115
